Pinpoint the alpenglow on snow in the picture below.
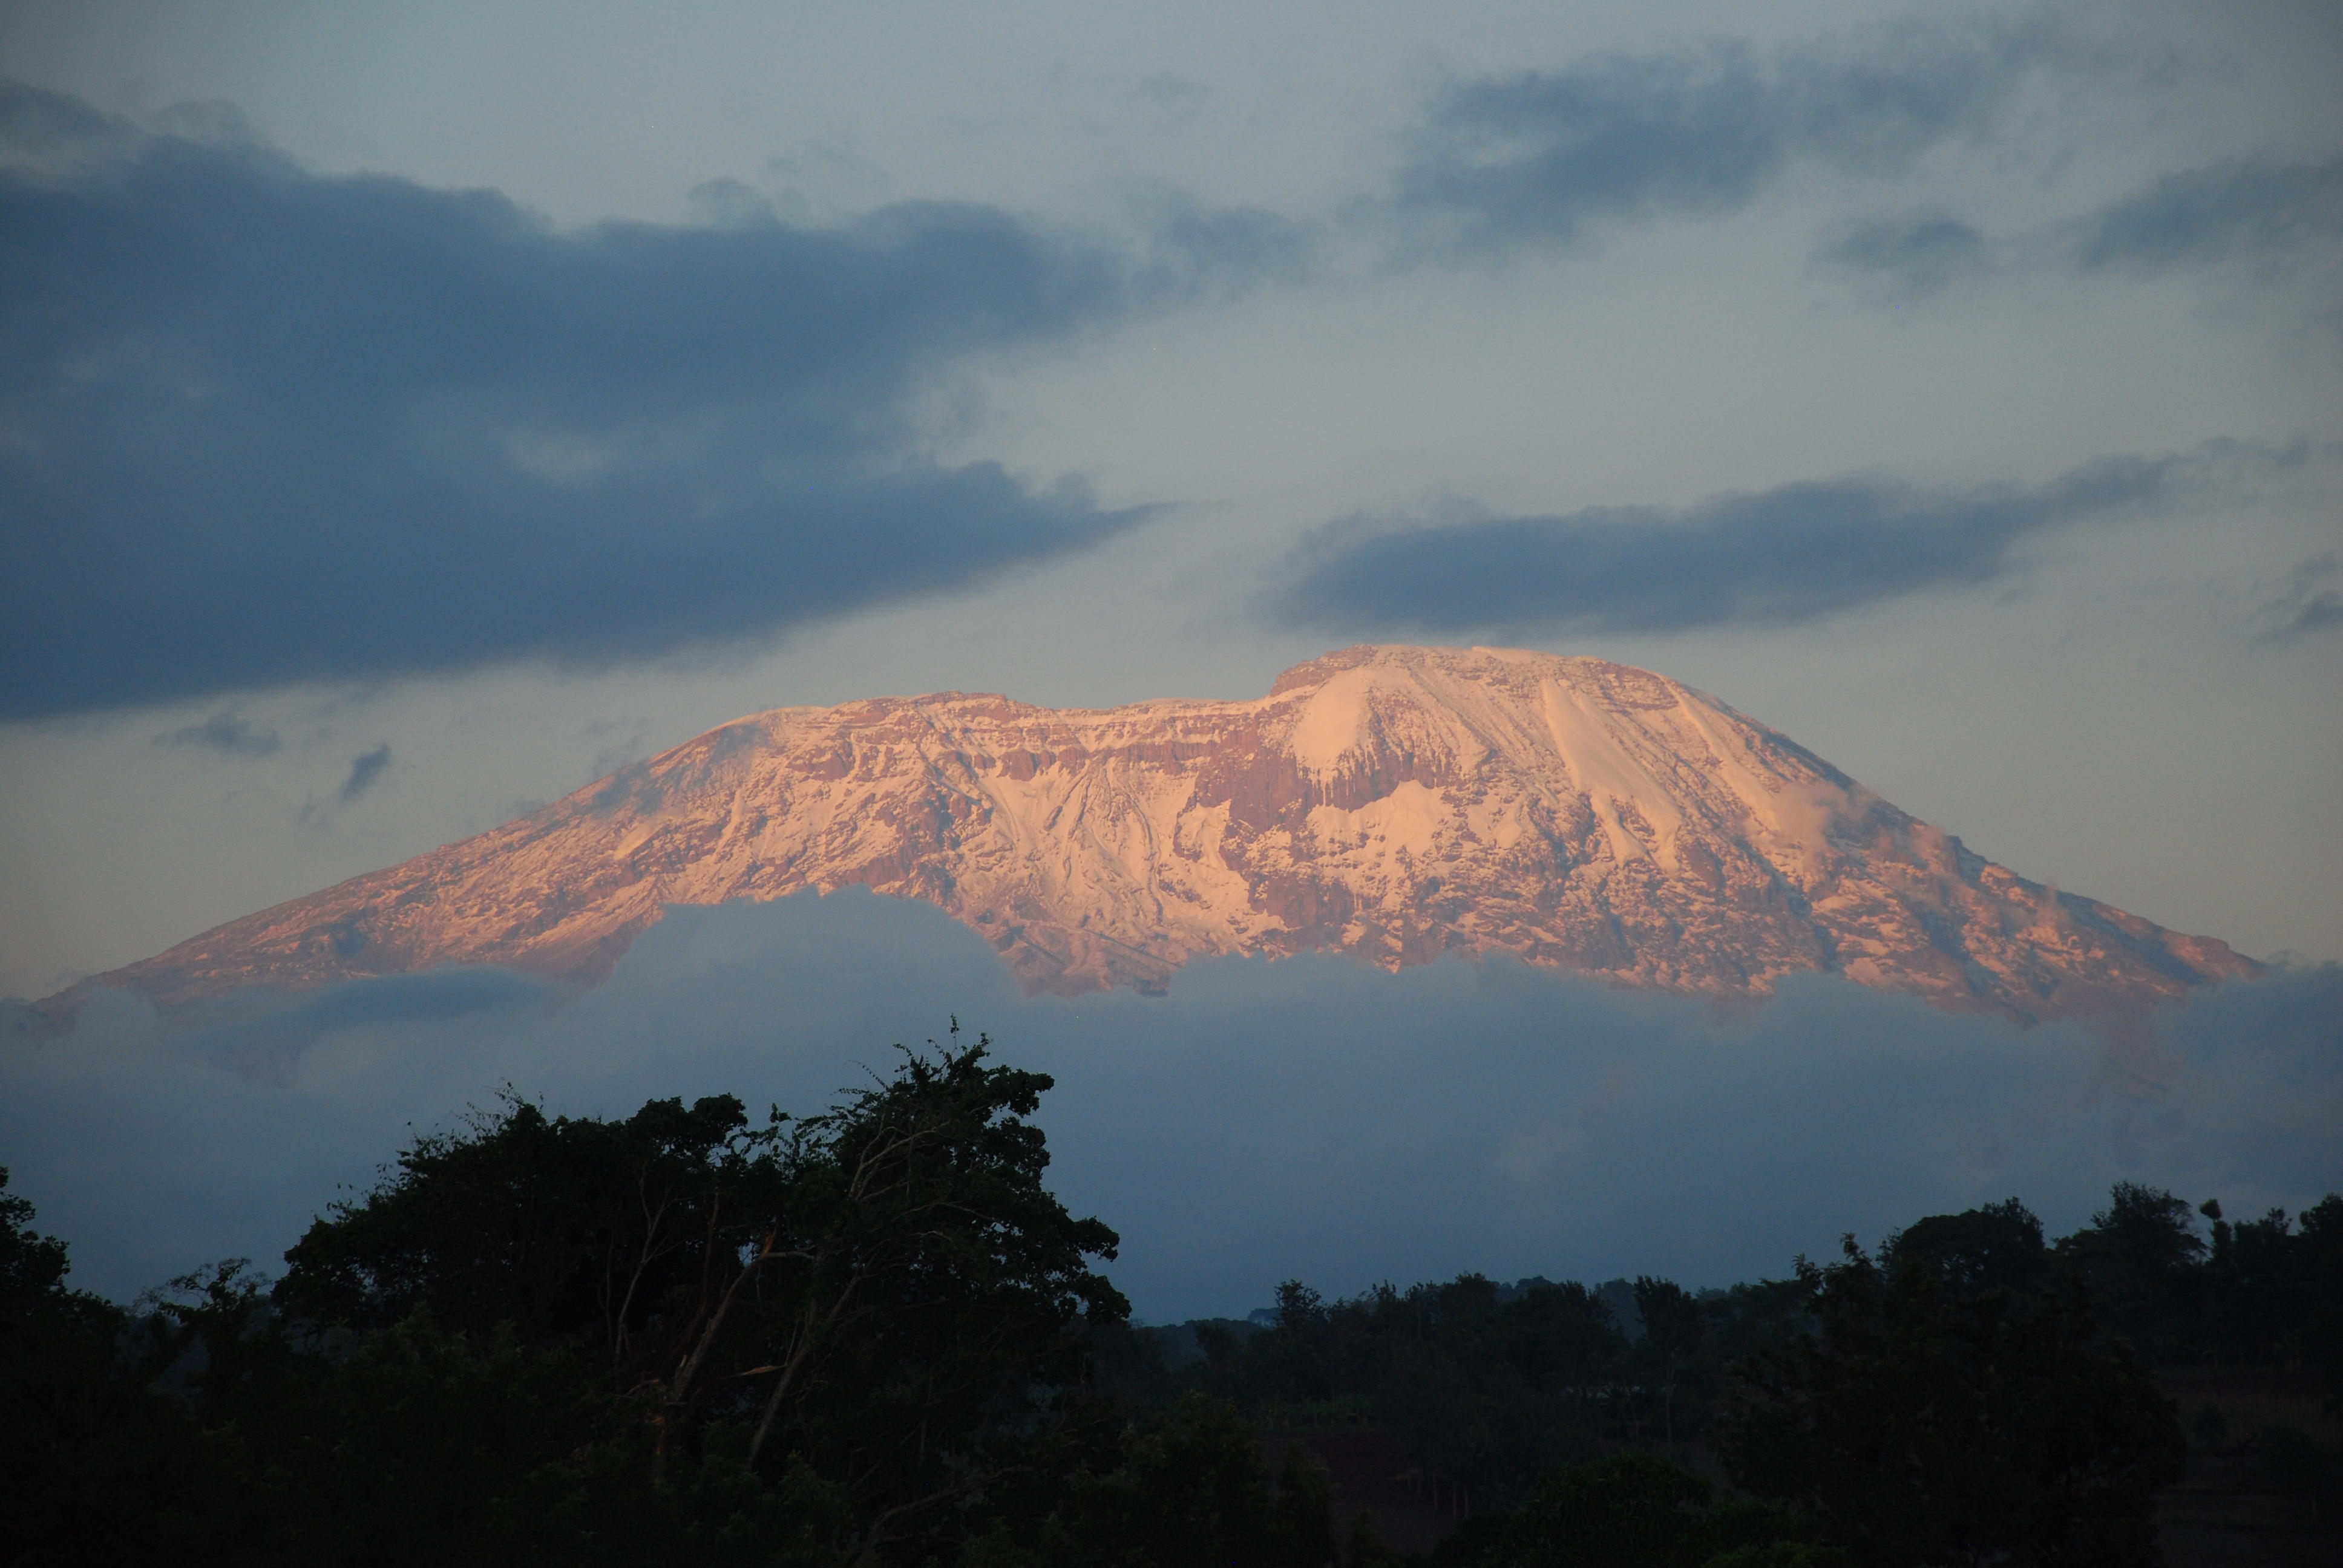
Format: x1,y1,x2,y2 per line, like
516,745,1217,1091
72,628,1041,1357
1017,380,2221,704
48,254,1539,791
36,646,2256,1044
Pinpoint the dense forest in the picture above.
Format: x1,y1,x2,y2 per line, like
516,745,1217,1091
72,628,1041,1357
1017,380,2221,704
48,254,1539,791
4,1028,2337,1566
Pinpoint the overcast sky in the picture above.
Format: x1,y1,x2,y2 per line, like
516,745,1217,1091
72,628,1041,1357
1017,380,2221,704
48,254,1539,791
2,0,2338,1310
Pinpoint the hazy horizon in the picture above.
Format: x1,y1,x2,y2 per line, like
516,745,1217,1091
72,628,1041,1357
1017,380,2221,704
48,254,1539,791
7,889,2336,1318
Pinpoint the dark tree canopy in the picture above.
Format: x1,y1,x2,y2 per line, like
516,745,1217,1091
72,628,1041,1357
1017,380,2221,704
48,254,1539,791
279,1091,775,1344
4,1054,2337,1566
1715,1220,2184,1567
1886,1197,2049,1301
274,1030,1132,1556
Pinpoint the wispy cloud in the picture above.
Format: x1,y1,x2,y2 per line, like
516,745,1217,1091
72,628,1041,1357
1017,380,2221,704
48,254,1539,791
2253,551,2343,645
1273,445,2279,638
1384,24,2069,261
156,711,281,758
336,744,392,805
1380,34,2338,309
2079,155,2343,274
1815,154,2343,298
1810,214,1991,300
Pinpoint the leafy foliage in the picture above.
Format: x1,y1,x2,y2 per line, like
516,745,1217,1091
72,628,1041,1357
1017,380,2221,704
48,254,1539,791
1714,1221,2183,1566
1,1033,1162,1564
271,1028,1133,1560
1472,1453,1837,1568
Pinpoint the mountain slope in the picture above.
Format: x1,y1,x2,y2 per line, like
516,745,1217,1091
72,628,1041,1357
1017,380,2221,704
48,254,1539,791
44,645,2256,1036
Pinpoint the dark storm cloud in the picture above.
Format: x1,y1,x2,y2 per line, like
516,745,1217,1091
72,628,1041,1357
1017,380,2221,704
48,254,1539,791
1387,24,2063,259
1274,452,2185,638
157,711,281,758
336,744,392,805
0,82,1312,721
4,892,2335,1315
2079,155,2343,273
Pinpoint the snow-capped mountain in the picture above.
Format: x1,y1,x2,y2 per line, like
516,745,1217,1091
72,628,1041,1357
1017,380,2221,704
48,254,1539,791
43,645,2256,1036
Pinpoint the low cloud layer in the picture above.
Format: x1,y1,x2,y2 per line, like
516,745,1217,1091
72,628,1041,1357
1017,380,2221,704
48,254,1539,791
1274,450,2212,638
0,83,1254,720
5,890,2333,1319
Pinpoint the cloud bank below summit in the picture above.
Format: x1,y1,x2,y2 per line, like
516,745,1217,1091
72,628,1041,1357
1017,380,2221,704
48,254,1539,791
5,890,2334,1319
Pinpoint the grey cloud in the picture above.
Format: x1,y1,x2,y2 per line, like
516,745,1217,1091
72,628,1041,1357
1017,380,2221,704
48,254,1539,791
1388,25,2063,259
1,39,2315,725
184,965,549,1083
1127,185,1319,303
1135,72,1205,108
1274,451,2189,638
2253,550,2343,645
1383,38,2338,302
0,76,135,178
1817,155,2343,299
681,175,783,228
1378,25,2342,302
0,82,1317,721
157,711,281,758
336,743,392,805
2080,155,2343,273
4,890,2333,1316
1810,214,1990,299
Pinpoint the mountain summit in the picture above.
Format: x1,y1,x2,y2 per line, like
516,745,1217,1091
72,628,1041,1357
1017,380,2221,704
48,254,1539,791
48,646,2254,1036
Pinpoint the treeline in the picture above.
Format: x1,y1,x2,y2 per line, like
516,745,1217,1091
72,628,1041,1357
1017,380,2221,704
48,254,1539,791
2,1031,2337,1566
1178,1182,2341,1563
1180,1182,2343,1490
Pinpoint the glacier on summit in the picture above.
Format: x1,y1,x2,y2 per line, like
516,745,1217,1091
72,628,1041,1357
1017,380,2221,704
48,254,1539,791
42,645,2257,1043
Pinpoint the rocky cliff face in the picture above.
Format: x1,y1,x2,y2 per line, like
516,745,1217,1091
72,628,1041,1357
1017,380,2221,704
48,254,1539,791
48,645,2256,1036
